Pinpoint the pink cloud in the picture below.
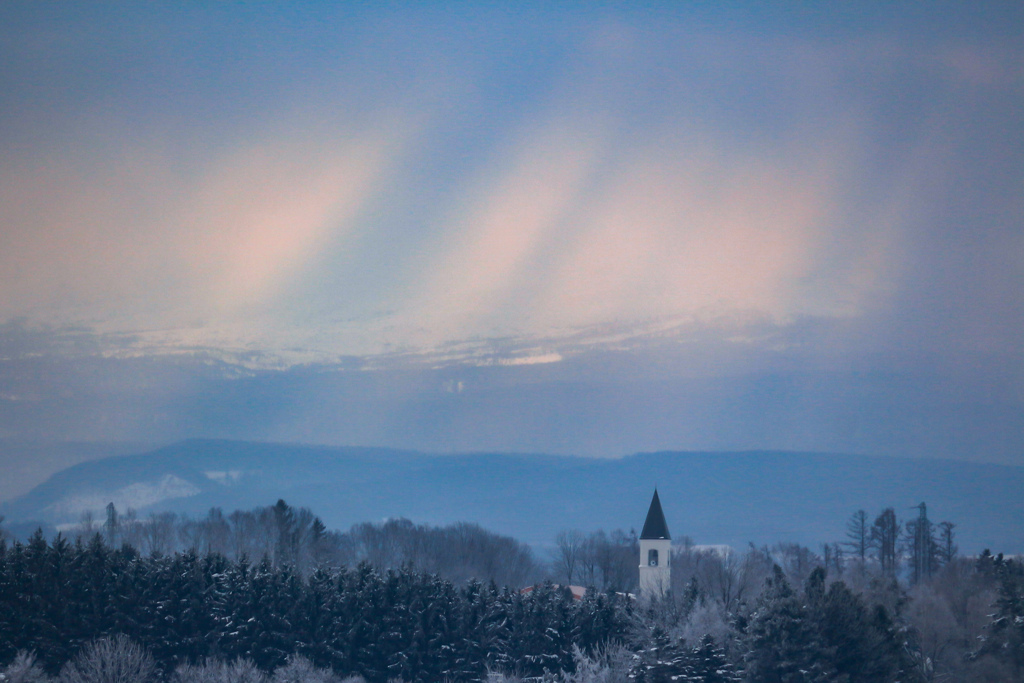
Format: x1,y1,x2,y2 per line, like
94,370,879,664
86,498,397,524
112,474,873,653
0,117,410,332
410,116,609,342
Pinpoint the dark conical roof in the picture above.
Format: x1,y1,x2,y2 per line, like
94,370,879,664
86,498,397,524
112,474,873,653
640,489,671,540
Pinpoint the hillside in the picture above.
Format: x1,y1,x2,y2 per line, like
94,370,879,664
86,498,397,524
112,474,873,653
3,439,1022,554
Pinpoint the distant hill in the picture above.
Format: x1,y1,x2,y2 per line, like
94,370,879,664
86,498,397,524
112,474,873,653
0,439,156,503
2,439,1022,554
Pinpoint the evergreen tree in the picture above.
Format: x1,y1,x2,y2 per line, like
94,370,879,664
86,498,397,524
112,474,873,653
293,567,339,670
103,503,119,549
743,566,834,683
804,568,900,682
476,583,514,676
974,554,1024,678
309,518,328,569
629,627,691,683
22,531,67,668
272,500,298,570
344,562,387,681
684,634,740,683
0,538,15,664
246,560,302,671
215,556,264,665
0,526,631,682
871,509,900,577
904,503,939,584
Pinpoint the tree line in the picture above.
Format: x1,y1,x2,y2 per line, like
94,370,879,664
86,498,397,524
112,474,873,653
6,529,1021,682
552,529,640,593
3,499,1023,682
595,501,1023,681
841,503,957,583
0,532,624,681
80,499,539,588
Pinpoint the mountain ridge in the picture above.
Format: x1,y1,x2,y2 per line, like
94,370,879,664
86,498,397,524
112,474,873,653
3,439,1022,554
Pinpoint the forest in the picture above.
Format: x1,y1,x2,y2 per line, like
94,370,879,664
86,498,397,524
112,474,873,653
0,500,1022,682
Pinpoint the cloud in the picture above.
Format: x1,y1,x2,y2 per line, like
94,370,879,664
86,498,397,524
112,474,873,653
536,140,843,329
174,130,392,310
0,114,411,334
0,4,1021,366
409,115,609,342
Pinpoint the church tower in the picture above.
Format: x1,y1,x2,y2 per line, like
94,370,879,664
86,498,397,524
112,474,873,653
639,489,671,597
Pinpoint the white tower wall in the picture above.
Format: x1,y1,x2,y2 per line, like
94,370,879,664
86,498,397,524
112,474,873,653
639,537,671,597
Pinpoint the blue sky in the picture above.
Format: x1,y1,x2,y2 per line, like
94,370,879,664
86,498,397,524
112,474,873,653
0,3,1022,492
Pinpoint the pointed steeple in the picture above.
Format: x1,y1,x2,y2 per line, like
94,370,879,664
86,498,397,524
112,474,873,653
640,489,671,540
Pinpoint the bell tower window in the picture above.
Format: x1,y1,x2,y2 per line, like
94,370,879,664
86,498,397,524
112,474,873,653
648,549,659,566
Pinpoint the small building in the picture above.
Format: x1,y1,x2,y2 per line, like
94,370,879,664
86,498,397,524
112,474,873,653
639,489,671,597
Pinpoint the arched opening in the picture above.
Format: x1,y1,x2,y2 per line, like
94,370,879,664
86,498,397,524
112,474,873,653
648,549,659,566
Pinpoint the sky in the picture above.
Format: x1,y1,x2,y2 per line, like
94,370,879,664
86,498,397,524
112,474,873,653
1,3,1023,498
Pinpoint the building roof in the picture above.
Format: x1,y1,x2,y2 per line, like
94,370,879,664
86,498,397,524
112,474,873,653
640,489,671,540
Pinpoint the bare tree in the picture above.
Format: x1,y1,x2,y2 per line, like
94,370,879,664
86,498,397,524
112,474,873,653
120,508,145,551
697,545,771,613
843,509,870,564
178,517,204,553
271,654,341,683
600,529,639,592
309,517,329,568
145,512,177,556
58,634,157,683
77,511,96,540
290,506,317,574
774,542,821,586
555,529,585,585
228,510,263,560
170,658,267,683
937,521,957,565
905,584,963,681
577,534,599,588
821,542,843,576
201,508,232,557
346,517,535,587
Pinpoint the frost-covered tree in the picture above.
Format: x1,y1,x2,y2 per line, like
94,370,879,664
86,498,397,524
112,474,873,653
57,635,156,683
1,651,54,683
678,598,732,649
170,658,268,683
679,545,771,615
773,543,821,587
